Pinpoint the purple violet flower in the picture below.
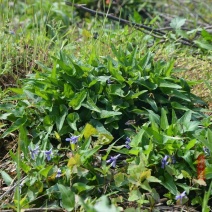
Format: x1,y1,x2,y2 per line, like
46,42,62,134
65,135,80,144
56,168,62,178
9,31,15,35
161,155,169,169
171,154,176,164
44,148,52,161
176,191,186,203
107,79,114,84
203,146,210,156
125,137,131,149
28,145,39,160
106,154,121,168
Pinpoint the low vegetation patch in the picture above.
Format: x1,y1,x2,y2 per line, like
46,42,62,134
0,0,212,211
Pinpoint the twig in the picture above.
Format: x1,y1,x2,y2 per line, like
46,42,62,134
0,176,27,201
65,2,197,47
65,2,165,36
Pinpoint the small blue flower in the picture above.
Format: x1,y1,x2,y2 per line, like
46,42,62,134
65,135,80,144
107,79,114,84
161,155,169,169
9,31,15,35
106,154,121,168
203,146,210,156
176,191,186,203
171,155,176,164
56,168,62,178
28,145,39,160
44,148,52,161
125,137,131,149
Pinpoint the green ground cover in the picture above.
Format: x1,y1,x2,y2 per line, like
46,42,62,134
0,0,212,211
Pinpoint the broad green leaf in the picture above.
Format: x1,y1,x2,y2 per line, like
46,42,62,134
186,139,196,150
164,60,175,77
90,120,114,142
179,110,192,124
186,121,199,132
159,82,182,89
107,84,125,97
170,17,186,29
160,108,169,131
130,128,145,147
204,129,212,153
107,59,125,83
94,196,118,212
182,151,196,172
71,60,84,77
176,183,192,194
19,126,30,157
140,180,152,192
206,165,212,179
114,172,125,187
181,170,192,179
80,145,102,162
1,116,27,138
129,148,140,156
0,113,12,120
207,129,212,145
52,56,75,76
9,88,24,94
139,51,153,70
43,115,54,126
73,182,94,193
67,112,79,131
140,170,151,182
172,90,191,102
0,170,13,186
161,174,177,195
54,131,61,142
0,103,15,112
171,102,189,111
146,98,158,112
39,165,53,178
194,40,212,50
143,140,153,158
67,154,81,168
165,165,176,176
69,90,87,110
63,83,74,98
56,104,68,132
131,90,148,99
96,76,111,82
100,110,122,119
128,189,142,201
34,88,49,100
83,123,98,139
57,184,75,211
95,134,113,145
145,128,163,144
138,80,157,90
82,96,101,113
147,176,161,183
201,29,212,41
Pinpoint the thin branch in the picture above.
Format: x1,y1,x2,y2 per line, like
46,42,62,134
65,2,197,47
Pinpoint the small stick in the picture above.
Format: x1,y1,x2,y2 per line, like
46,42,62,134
65,2,197,47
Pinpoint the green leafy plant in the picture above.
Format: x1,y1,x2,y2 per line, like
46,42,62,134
1,44,211,210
